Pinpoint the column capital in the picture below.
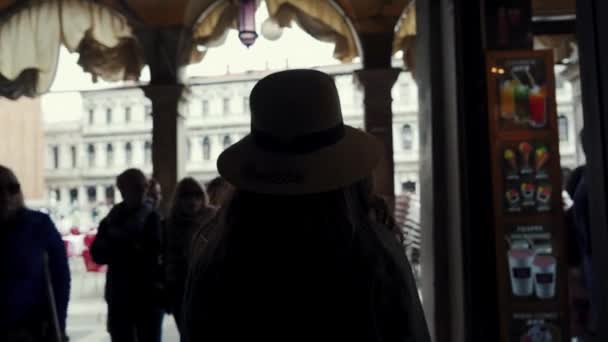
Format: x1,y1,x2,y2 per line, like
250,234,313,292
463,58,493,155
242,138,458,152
358,32,394,69
135,27,189,84
141,84,186,105
354,67,402,91
354,67,402,133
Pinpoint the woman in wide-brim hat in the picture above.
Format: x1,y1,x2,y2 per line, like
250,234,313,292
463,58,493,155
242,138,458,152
183,69,430,342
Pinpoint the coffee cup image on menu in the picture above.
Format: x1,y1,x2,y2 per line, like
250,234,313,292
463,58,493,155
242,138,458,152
508,247,535,296
508,247,557,299
533,255,557,299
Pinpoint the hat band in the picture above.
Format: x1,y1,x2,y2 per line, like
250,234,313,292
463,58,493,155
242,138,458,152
252,123,345,154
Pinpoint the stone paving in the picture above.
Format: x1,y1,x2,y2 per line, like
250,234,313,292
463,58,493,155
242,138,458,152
65,259,179,342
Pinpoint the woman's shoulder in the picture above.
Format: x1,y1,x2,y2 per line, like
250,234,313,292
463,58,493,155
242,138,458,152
15,209,59,243
19,208,54,230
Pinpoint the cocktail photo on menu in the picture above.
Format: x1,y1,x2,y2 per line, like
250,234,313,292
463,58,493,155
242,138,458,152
494,57,549,130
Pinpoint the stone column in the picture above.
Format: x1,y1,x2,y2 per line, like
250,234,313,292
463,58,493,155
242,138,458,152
132,140,144,167
96,184,105,204
115,141,126,170
137,27,191,214
60,187,70,207
78,143,86,170
142,85,185,214
354,68,401,207
59,144,68,169
95,142,105,169
78,185,87,208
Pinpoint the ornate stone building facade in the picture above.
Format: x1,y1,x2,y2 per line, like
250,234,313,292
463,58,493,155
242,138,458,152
43,63,578,226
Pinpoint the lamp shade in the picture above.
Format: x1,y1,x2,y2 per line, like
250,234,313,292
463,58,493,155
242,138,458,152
238,0,258,47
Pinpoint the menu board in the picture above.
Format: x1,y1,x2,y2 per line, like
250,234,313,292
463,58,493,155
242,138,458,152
486,50,570,342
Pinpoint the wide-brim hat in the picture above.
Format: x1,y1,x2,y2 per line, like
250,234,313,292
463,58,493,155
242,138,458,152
217,69,381,195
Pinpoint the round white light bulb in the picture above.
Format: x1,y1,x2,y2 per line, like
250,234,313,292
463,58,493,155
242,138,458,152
261,18,283,41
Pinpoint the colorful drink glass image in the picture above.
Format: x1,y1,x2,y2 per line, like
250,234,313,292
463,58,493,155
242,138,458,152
500,80,517,119
495,57,549,129
529,86,547,128
514,82,530,123
508,248,535,296
533,255,557,299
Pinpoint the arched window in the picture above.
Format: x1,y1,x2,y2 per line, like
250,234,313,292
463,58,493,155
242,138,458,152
202,136,211,161
186,139,192,161
86,186,96,204
69,188,78,204
106,108,113,124
87,144,96,167
144,141,152,165
223,135,232,149
70,145,77,168
401,124,413,150
558,115,569,142
105,186,115,205
106,143,114,166
402,181,417,193
223,98,231,114
125,142,133,165
52,146,60,169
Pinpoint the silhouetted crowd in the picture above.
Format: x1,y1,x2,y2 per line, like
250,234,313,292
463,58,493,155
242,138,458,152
1,70,430,342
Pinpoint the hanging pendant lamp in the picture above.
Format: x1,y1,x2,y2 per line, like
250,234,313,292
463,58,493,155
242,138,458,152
237,0,258,47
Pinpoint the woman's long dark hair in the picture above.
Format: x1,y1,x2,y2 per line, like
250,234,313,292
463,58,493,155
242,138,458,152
183,179,428,342
169,177,208,220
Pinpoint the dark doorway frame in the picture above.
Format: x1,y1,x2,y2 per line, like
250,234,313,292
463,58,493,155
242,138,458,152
417,0,498,341
575,0,608,339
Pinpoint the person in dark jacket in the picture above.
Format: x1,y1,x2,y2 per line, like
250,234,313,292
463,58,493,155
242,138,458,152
90,168,163,342
165,178,216,334
184,70,430,342
0,165,70,342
